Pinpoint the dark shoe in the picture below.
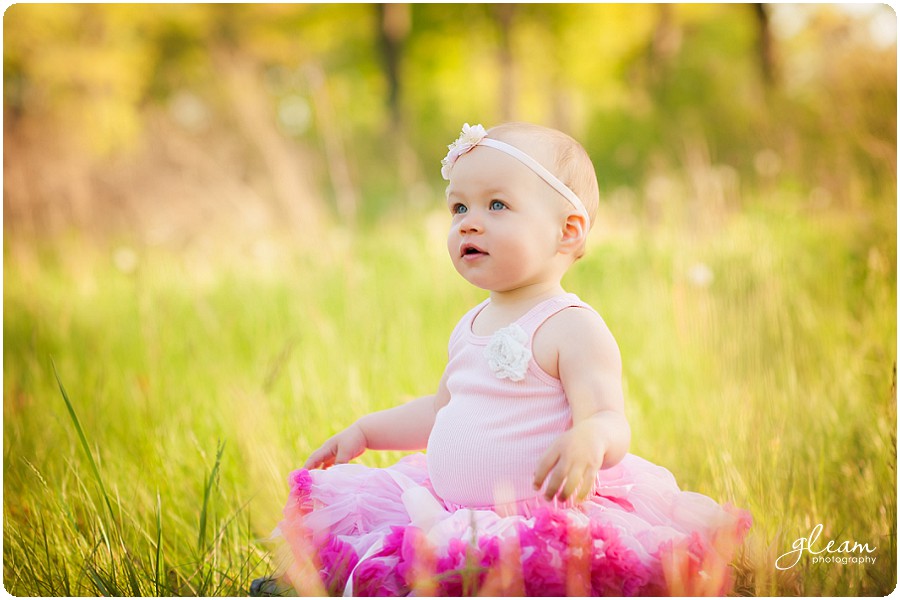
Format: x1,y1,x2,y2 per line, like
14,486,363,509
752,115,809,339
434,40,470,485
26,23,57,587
249,576,286,597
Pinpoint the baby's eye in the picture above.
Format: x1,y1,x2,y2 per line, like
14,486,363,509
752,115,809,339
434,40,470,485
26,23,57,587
489,200,507,211
451,203,468,215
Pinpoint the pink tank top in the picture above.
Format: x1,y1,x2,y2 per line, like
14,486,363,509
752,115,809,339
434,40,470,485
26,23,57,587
426,293,598,511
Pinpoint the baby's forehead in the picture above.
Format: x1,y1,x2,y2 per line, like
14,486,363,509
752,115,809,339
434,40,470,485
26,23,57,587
446,147,537,193
489,132,560,178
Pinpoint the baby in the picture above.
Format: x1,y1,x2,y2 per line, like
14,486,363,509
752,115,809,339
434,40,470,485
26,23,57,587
305,122,628,507
266,122,750,597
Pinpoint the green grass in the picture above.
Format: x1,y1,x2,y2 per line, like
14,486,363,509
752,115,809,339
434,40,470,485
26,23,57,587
3,198,896,596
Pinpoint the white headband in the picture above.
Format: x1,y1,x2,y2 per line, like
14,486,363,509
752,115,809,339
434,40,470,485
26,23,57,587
440,123,590,225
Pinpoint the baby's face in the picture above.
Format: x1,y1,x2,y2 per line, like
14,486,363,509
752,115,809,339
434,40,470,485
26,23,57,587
445,146,568,293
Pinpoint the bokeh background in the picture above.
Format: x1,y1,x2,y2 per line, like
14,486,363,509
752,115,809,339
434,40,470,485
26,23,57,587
4,3,897,596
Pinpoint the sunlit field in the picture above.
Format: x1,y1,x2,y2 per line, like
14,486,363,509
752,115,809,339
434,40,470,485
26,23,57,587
4,192,895,595
3,2,896,596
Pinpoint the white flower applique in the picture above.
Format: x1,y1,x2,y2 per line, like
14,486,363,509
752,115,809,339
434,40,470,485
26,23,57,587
440,123,488,180
484,323,532,382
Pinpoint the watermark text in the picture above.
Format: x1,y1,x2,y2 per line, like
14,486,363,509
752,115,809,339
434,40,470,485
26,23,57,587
775,524,876,570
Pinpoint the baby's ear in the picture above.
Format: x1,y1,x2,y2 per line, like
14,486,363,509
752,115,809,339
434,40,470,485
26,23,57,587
559,212,588,255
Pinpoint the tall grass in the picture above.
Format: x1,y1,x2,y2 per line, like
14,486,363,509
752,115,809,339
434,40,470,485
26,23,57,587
3,197,896,595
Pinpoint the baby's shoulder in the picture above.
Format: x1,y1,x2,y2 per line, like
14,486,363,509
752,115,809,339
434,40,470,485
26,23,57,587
533,302,621,372
541,303,615,345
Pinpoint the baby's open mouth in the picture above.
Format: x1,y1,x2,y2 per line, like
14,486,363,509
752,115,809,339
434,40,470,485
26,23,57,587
461,244,488,257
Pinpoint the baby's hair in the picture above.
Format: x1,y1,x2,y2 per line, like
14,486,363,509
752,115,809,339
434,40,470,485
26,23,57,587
487,122,600,230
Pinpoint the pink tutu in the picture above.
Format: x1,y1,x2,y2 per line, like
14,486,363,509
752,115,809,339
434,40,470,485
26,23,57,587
273,453,751,596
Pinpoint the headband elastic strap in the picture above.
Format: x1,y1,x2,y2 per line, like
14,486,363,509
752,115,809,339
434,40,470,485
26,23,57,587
477,138,590,225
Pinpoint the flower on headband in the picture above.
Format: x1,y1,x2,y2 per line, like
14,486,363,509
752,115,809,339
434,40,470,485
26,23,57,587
441,123,487,180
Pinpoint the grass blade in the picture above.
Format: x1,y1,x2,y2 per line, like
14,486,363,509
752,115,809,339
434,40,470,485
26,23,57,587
198,440,225,554
51,358,117,527
155,491,163,597
121,542,143,595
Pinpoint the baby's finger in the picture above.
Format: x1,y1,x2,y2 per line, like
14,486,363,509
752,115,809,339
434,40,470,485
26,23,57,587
303,444,335,470
575,465,596,501
533,449,560,491
543,465,568,501
559,466,584,502
302,453,320,470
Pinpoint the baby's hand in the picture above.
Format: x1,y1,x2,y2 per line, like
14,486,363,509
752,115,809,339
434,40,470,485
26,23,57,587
303,423,368,470
533,420,607,503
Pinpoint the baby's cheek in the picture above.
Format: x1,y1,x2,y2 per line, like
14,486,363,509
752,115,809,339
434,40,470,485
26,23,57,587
446,231,458,258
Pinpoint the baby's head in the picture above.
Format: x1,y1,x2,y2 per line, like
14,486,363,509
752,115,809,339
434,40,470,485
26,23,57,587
442,122,599,259
485,123,599,232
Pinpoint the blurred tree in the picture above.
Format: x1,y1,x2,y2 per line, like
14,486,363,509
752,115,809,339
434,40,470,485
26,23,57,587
373,3,425,211
648,4,681,88
492,3,517,122
752,4,777,89
376,3,410,130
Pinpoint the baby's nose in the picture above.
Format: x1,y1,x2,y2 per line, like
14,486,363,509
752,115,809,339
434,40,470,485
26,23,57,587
458,212,484,233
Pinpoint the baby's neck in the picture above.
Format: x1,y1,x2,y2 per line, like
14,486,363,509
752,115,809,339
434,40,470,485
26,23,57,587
489,282,567,312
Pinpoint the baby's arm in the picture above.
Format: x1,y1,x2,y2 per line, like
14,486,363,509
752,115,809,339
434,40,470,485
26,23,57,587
532,308,631,502
303,371,450,469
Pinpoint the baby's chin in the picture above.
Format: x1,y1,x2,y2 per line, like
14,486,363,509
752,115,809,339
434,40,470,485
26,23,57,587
452,267,500,292
453,270,494,291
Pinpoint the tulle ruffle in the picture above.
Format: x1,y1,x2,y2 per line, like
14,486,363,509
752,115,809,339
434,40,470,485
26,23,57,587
275,453,750,596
